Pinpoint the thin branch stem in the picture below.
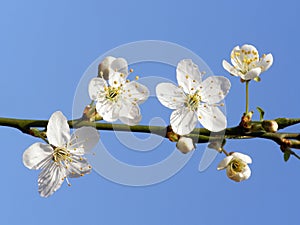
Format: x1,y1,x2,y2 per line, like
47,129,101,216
221,149,229,156
245,80,250,113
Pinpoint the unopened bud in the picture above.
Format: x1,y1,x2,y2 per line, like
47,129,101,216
176,137,195,154
239,111,253,130
262,120,278,133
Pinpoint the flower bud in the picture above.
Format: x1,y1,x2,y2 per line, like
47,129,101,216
262,120,278,132
176,137,195,154
239,111,253,130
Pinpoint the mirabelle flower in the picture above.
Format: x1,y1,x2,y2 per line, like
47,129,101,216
176,137,195,154
23,111,100,197
217,152,252,182
156,59,231,135
89,57,149,126
222,44,273,81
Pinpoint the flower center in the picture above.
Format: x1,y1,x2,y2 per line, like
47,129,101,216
53,146,71,163
230,159,245,173
105,86,120,101
185,92,201,111
241,56,257,72
232,50,258,74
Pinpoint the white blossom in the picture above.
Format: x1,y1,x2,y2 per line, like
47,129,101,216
217,152,252,182
176,137,195,154
156,59,231,135
89,57,149,126
222,44,273,81
23,111,100,197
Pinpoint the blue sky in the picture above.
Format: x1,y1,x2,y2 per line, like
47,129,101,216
1,0,300,225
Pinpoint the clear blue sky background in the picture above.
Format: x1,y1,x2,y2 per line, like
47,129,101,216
1,0,300,225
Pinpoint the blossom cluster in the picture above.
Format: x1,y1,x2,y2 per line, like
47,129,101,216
23,44,273,196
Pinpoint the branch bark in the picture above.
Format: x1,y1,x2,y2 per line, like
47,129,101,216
0,117,300,149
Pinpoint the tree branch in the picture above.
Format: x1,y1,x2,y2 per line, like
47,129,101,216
0,117,299,150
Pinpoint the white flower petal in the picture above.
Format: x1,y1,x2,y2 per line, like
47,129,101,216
241,44,259,57
242,67,262,80
96,100,121,122
123,81,150,104
88,77,107,101
222,60,240,77
67,155,92,178
68,127,100,154
200,76,231,104
47,111,71,147
232,152,252,164
108,58,128,87
257,53,273,72
108,71,127,87
38,162,66,198
156,83,186,109
110,58,128,76
176,59,202,93
197,105,226,132
98,56,116,80
242,165,251,180
217,155,233,170
119,100,142,126
230,45,242,68
23,143,53,170
170,107,197,135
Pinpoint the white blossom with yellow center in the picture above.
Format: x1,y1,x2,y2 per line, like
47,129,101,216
89,57,149,126
156,59,231,135
222,44,273,81
23,111,100,197
217,152,252,182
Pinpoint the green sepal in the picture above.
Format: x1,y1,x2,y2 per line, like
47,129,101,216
256,107,265,121
284,149,291,162
254,76,261,82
